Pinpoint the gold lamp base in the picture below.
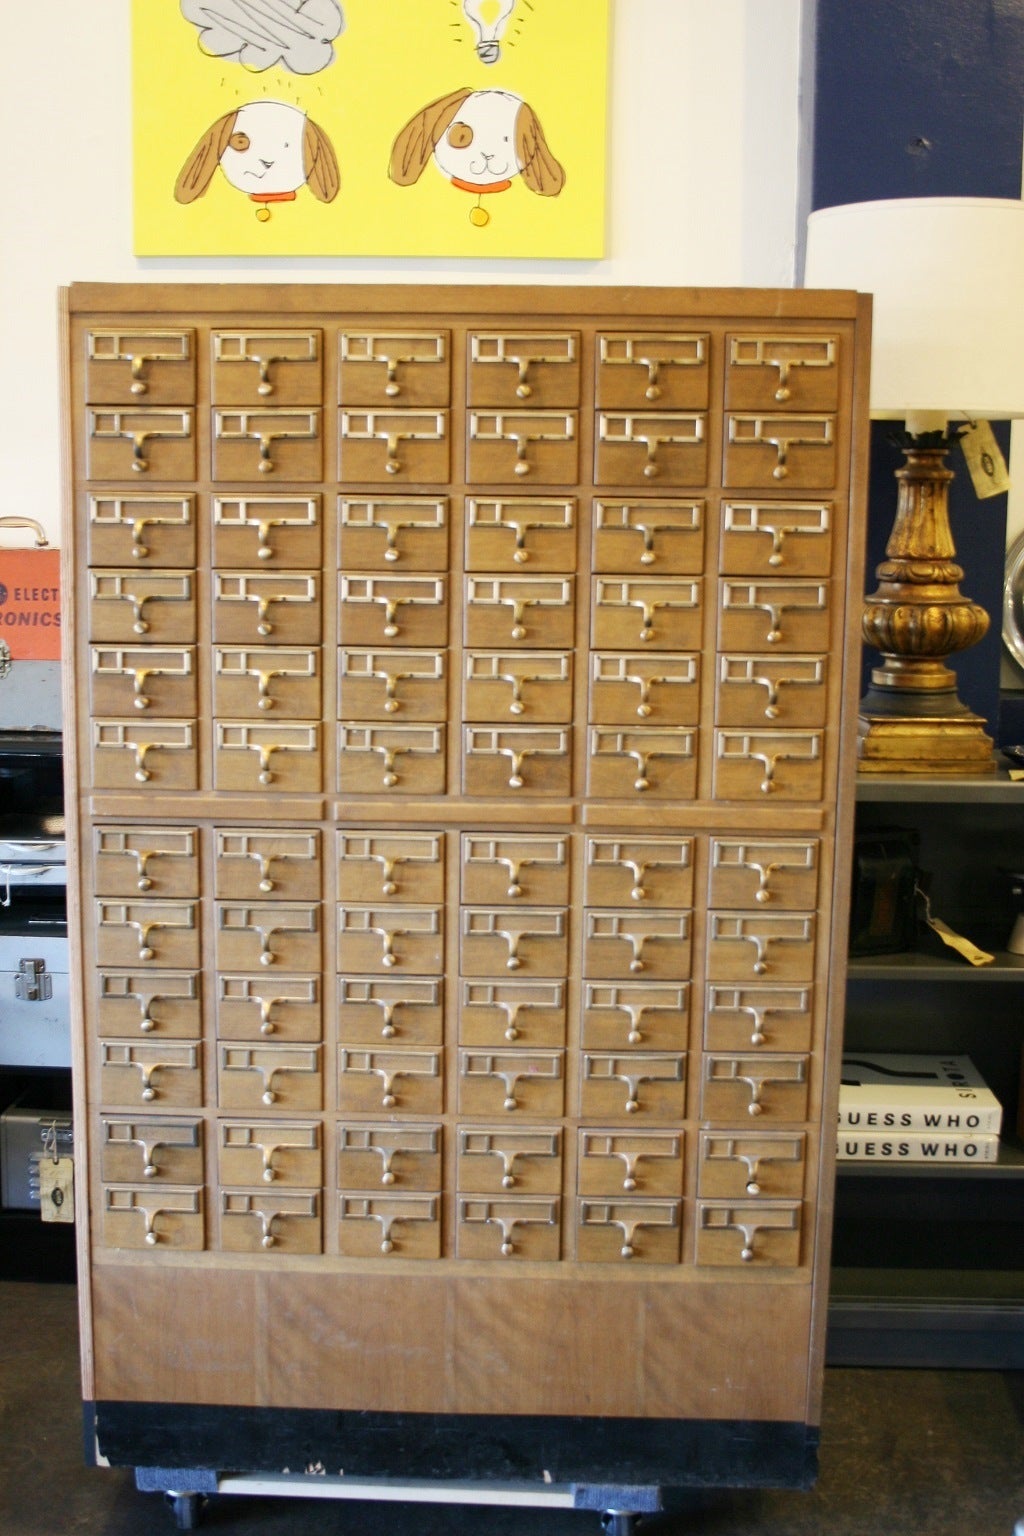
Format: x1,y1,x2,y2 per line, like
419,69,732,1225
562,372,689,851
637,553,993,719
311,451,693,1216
856,436,996,776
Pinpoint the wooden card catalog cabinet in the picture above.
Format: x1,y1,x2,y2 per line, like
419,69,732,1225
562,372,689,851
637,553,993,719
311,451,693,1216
62,283,869,1498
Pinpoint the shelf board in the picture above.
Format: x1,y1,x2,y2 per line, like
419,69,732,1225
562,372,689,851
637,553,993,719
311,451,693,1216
847,948,1024,981
855,767,1024,804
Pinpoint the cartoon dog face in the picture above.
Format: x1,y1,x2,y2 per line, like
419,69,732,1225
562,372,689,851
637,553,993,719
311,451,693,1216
175,100,339,204
390,88,565,196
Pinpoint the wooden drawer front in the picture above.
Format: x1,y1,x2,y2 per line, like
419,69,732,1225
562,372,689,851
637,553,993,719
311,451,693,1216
457,1197,561,1262
584,837,693,909
216,974,321,1043
581,982,689,1054
457,1127,562,1195
582,910,691,981
695,1201,802,1267
718,580,831,652
724,414,836,489
338,1124,442,1192
97,970,201,1040
720,501,833,577
211,330,322,406
465,498,576,572
91,719,197,791
595,333,709,410
88,493,195,567
458,980,567,1050
216,902,320,973
87,408,194,480
338,1048,443,1115
213,573,321,645
725,334,839,412
86,327,195,404
464,651,573,723
576,1200,681,1264
457,1051,565,1118
214,830,321,902
339,1194,441,1259
467,411,578,484
218,1043,322,1112
340,496,448,571
715,655,828,728
339,575,447,648
339,648,446,721
219,1190,321,1254
595,412,706,487
95,900,200,970
89,571,195,644
99,1039,202,1109
708,838,819,911
337,905,443,976
460,907,567,978
218,1120,322,1188
214,722,321,793
706,912,815,983
713,729,824,801
592,578,702,651
337,723,446,796
340,330,449,406
700,1054,810,1123
467,332,580,408
587,726,697,800
102,1185,203,1251
214,646,321,719
579,1053,686,1121
589,652,700,726
697,1131,806,1201
338,978,443,1048
338,832,444,906
577,1130,683,1199
340,409,449,483
462,726,571,797
94,827,199,899
100,1116,203,1185
90,646,196,718
213,409,322,481
704,984,815,1054
213,495,322,569
461,834,570,907
465,576,574,649
592,499,704,574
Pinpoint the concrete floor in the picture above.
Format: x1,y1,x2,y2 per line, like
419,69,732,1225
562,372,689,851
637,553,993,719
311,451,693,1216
1,1281,1021,1535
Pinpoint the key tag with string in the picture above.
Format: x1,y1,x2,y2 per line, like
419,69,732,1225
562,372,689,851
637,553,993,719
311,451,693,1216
39,1121,74,1224
915,881,994,967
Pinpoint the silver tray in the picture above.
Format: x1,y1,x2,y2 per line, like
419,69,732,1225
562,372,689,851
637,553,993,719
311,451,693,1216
1003,530,1024,674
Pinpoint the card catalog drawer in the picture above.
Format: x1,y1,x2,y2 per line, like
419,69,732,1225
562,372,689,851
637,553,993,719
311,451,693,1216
457,1050,564,1118
89,571,196,645
339,1194,441,1259
592,578,702,651
219,1189,321,1254
337,977,443,1047
211,329,322,406
94,900,200,970
86,327,195,404
338,723,446,796
465,576,574,649
459,907,567,978
457,1197,560,1262
695,1200,802,1267
214,646,321,720
340,330,449,407
99,1115,203,1185
589,652,700,727
581,982,689,1053
457,1127,562,1195
87,494,196,568
719,501,833,577
583,837,693,909
715,655,828,728
582,909,691,981
467,333,580,409
697,1131,806,1201
217,1042,322,1111
90,646,196,718
216,902,321,973
218,1119,322,1188
700,1054,810,1123
707,838,819,911
214,722,322,793
91,720,198,792
576,1199,681,1264
579,1053,686,1121
213,495,322,569
465,498,576,572
706,912,816,983
464,650,572,723
97,969,201,1040
724,334,839,412
102,1185,203,1251
704,984,815,1053
717,579,831,653
98,1039,202,1109
467,411,578,484
458,979,567,1049
212,572,321,645
587,726,697,800
340,410,449,483
460,834,570,907
339,496,448,571
337,905,443,976
338,831,445,905
214,830,321,902
87,408,195,480
577,1129,684,1198
337,1123,442,1192
595,412,706,487
93,826,199,899
713,729,824,801
339,575,448,648
338,1048,443,1115
216,973,322,1042
592,499,704,574
724,414,836,489
462,726,571,798
595,333,709,410
339,647,446,722
213,408,322,481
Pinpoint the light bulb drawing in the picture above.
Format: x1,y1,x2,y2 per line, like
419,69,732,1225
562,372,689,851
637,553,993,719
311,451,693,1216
462,0,517,64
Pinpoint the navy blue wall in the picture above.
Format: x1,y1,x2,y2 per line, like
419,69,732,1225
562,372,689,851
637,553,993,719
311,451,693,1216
810,0,1024,736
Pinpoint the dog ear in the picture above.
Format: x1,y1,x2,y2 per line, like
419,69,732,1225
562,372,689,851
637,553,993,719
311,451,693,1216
515,102,566,196
174,112,237,204
389,88,473,185
303,117,340,202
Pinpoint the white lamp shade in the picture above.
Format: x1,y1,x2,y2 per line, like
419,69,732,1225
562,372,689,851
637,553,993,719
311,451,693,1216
804,197,1024,422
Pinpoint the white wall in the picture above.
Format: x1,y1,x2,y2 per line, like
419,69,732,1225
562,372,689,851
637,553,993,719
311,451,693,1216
0,1,803,548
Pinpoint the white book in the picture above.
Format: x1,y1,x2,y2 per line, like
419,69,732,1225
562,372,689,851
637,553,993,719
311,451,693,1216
837,1131,1001,1163
838,1053,1003,1134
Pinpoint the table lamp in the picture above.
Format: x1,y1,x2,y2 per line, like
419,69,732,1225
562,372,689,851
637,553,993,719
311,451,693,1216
803,196,1024,774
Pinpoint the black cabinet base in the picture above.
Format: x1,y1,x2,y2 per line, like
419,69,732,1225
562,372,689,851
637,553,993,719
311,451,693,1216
88,1402,818,1492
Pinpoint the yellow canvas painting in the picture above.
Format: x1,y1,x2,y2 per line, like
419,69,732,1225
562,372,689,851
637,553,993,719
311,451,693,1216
132,0,610,257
